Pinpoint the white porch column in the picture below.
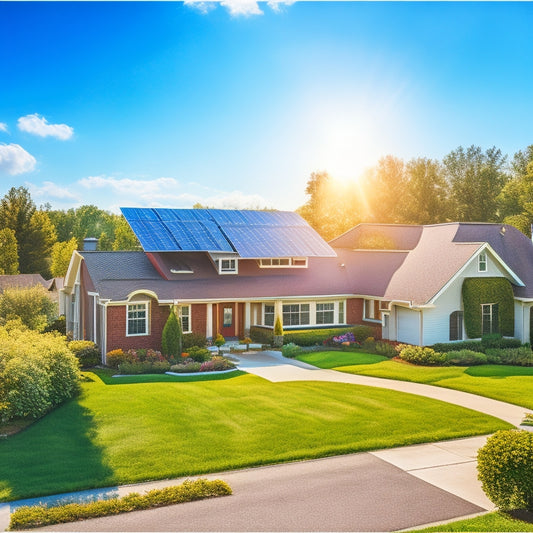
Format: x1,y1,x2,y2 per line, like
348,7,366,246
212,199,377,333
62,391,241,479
206,303,213,338
244,302,251,335
274,300,283,327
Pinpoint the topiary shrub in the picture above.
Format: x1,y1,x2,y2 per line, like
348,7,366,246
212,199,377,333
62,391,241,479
445,349,488,366
282,343,302,358
161,308,182,358
462,278,514,338
397,345,447,366
477,429,533,511
187,346,211,363
68,340,100,368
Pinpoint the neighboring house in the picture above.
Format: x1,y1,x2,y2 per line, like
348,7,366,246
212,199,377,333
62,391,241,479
61,208,533,358
0,274,64,310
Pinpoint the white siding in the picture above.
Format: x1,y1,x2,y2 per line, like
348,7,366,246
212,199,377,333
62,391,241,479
396,307,420,345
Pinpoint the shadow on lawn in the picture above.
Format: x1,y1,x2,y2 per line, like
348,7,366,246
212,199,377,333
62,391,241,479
0,399,116,503
466,365,533,378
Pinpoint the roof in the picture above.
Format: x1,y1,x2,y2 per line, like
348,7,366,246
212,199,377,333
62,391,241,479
121,207,336,258
0,274,49,292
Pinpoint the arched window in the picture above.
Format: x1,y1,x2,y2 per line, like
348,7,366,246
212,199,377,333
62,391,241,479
449,311,463,341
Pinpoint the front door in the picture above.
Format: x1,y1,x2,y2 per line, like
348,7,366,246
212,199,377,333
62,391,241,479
220,303,236,338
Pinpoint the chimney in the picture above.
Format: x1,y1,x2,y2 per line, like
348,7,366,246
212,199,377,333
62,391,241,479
83,237,99,251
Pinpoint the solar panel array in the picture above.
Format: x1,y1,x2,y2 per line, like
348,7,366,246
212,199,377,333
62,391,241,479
121,207,336,257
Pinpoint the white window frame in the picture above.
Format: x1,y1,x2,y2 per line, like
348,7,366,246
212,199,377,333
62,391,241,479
481,303,499,335
258,257,308,268
218,258,238,275
180,305,191,333
478,252,488,272
264,304,275,327
316,302,335,325
283,303,310,326
364,299,382,323
127,302,149,337
262,300,346,328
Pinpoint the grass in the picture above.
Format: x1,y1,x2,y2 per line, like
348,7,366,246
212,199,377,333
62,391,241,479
0,371,509,502
297,351,533,409
412,511,533,532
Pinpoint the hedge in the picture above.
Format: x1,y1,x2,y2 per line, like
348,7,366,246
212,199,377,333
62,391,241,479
250,326,273,345
283,327,354,347
9,479,232,530
462,278,514,338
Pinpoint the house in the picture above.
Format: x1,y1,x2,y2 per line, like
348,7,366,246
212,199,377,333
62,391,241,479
61,208,533,358
0,274,64,309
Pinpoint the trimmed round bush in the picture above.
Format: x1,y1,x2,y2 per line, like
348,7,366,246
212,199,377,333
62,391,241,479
445,349,488,366
477,429,533,511
188,346,211,363
282,343,302,358
397,345,447,366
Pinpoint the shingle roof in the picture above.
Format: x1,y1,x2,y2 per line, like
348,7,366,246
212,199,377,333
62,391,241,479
0,274,49,292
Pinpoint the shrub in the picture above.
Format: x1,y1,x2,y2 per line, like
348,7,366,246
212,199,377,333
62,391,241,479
200,356,235,372
161,309,182,358
284,328,353,347
43,315,66,335
105,349,128,369
362,337,376,352
9,479,232,530
485,346,533,366
481,334,522,350
68,340,100,368
282,343,302,358
352,325,375,343
445,349,488,366
477,429,533,511
188,346,211,363
182,332,208,350
118,361,170,375
274,315,283,336
397,345,447,366
432,340,484,353
374,341,397,358
214,334,225,347
250,326,273,345
170,361,202,373
240,337,252,346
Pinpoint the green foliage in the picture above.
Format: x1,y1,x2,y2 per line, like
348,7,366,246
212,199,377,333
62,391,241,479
170,361,203,373
0,227,19,275
485,346,533,366
214,333,225,347
432,340,485,353
445,349,488,366
105,349,127,369
481,334,522,350
281,343,302,358
396,345,447,366
161,308,182,357
352,325,376,343
374,341,397,358
182,332,207,349
118,361,170,375
250,326,273,345
462,278,515,338
477,429,533,511
283,327,353,347
187,346,211,362
0,285,57,331
274,315,283,336
43,315,66,335
199,356,236,372
0,326,80,422
68,340,100,368
9,479,232,530
112,216,140,250
50,237,78,278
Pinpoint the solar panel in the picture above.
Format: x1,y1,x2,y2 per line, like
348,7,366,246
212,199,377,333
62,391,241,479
120,207,335,257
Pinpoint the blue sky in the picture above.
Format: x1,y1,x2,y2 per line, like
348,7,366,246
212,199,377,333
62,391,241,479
0,1,532,214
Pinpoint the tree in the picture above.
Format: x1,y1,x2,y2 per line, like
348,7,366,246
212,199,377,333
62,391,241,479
161,307,182,357
402,158,450,224
113,216,140,250
0,228,19,275
443,145,509,222
0,285,58,331
0,187,57,276
50,237,78,278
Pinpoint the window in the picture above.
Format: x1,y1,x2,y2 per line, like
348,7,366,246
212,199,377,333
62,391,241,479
223,307,233,327
478,252,487,272
264,305,275,326
283,303,310,326
364,299,376,320
218,258,238,274
449,311,463,341
180,305,191,333
127,303,148,336
482,303,499,335
259,257,308,268
338,301,345,324
316,302,334,324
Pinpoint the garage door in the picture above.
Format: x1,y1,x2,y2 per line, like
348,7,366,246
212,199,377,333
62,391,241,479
397,308,420,345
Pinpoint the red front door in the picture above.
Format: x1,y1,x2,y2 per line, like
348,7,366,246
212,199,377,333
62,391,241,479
219,303,236,338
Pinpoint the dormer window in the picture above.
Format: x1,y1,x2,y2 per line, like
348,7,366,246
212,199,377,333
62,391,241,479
218,258,238,275
478,252,487,272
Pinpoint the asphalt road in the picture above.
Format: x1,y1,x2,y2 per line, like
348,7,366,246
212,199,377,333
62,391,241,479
37,453,484,532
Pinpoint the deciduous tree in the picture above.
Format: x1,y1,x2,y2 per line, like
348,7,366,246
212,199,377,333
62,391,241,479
0,228,19,275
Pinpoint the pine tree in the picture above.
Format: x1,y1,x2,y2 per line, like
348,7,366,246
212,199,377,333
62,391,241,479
161,308,182,357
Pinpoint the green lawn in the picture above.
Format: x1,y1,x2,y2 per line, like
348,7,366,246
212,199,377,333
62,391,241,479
412,511,533,532
0,371,509,502
297,351,533,409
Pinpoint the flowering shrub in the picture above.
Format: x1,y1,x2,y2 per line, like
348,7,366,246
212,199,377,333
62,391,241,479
118,361,170,375
105,349,128,369
200,357,235,372
170,361,203,373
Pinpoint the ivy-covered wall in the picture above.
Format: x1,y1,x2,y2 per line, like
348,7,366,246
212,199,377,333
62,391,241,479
461,277,514,338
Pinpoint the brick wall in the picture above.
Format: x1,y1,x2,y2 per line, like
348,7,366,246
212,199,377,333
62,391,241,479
191,303,207,335
106,300,170,353
346,298,382,339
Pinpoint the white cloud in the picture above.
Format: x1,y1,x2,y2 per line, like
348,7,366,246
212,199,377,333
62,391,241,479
0,143,36,175
184,0,294,16
0,123,8,133
28,181,80,201
18,113,74,140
